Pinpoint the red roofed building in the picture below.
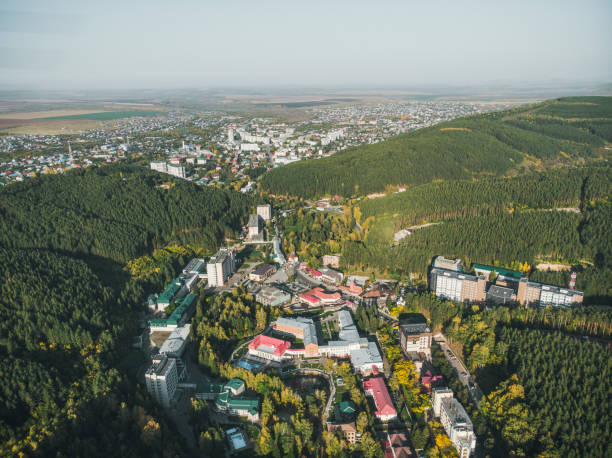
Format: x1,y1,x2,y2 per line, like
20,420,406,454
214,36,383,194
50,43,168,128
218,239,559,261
363,376,397,421
248,335,291,362
299,293,322,307
421,370,443,393
307,287,342,304
339,281,363,296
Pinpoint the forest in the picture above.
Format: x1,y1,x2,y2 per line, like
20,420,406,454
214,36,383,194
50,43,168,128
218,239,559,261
402,292,612,457
0,164,251,262
358,166,611,225
260,96,612,198
0,165,251,456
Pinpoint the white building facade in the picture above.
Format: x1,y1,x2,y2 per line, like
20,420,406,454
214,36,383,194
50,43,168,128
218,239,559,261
207,248,236,287
145,355,179,407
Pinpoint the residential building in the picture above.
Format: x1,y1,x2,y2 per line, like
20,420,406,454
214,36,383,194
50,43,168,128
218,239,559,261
399,321,432,357
207,248,235,287
322,254,341,269
516,278,583,307
326,422,357,444
256,204,272,221
255,285,291,307
145,355,179,407
433,256,463,272
384,432,415,458
249,264,276,282
150,161,167,173
363,375,397,421
248,214,262,240
432,388,476,458
167,163,186,178
429,268,486,303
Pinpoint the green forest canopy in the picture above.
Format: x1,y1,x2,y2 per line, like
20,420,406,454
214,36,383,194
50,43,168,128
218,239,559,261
0,165,251,456
260,96,612,198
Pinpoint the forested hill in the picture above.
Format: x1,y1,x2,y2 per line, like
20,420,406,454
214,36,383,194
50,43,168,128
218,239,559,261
0,166,250,456
260,96,612,198
0,165,251,262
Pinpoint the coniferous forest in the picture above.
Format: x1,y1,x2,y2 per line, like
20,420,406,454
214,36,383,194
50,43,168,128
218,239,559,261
260,96,612,198
0,165,251,456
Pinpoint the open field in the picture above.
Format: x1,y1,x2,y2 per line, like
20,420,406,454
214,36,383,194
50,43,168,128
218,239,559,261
38,110,162,121
0,119,106,135
0,109,113,119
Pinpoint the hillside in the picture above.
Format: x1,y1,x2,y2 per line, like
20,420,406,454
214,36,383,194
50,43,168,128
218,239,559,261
260,96,612,198
0,165,251,262
0,165,250,456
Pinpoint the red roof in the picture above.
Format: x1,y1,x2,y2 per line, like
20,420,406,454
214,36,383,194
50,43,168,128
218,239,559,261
248,335,290,356
363,376,397,418
308,287,341,301
299,293,321,305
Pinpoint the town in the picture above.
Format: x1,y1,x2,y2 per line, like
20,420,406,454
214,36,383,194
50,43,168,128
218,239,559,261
137,201,584,457
0,100,512,186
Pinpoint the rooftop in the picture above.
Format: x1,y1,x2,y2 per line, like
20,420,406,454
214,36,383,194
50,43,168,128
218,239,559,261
473,263,523,279
363,376,396,417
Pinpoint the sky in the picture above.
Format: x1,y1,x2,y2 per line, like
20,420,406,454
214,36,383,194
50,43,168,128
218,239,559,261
0,0,611,91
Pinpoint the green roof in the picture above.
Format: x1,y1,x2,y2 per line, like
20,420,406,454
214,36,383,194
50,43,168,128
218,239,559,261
227,398,259,410
224,378,245,392
473,264,523,279
196,381,224,394
158,281,182,304
150,318,169,327
339,400,357,414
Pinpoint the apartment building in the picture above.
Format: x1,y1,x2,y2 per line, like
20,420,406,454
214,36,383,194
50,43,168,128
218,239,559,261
517,278,583,307
432,388,476,458
399,322,432,357
206,248,235,287
429,268,486,303
256,204,272,221
145,355,179,407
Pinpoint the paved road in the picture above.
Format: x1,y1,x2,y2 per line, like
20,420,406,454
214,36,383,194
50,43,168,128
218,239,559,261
434,335,484,408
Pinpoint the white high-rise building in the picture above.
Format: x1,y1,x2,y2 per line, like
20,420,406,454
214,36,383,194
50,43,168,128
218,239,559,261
150,161,168,173
145,355,178,407
257,204,272,221
432,388,476,458
206,248,236,287
167,163,186,179
228,127,235,142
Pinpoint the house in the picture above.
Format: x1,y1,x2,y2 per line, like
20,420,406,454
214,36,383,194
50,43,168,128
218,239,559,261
384,432,414,458
327,422,357,444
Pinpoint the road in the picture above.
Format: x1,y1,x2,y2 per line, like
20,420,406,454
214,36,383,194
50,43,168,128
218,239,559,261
434,334,484,408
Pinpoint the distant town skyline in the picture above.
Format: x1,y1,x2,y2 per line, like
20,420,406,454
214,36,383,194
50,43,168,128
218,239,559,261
1,0,611,90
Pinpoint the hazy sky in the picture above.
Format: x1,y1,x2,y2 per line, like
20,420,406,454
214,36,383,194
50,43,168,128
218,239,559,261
1,0,611,90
